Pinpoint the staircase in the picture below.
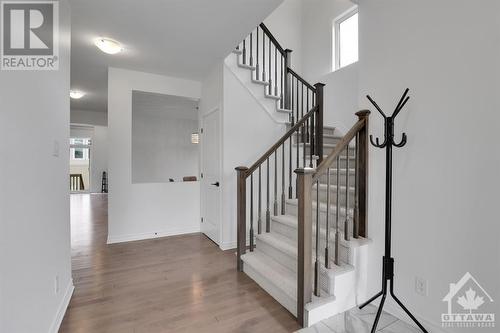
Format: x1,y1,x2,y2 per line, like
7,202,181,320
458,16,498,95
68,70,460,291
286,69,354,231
232,23,372,327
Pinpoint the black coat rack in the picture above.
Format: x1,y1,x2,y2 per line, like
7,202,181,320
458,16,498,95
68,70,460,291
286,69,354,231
359,89,428,333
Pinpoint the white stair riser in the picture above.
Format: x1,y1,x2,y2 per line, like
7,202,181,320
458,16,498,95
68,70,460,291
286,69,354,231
255,238,297,272
285,201,352,223
318,172,355,186
268,222,351,264
314,187,355,205
305,146,356,156
243,258,297,316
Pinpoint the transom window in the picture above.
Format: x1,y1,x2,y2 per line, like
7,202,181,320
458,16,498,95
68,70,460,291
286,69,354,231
333,7,359,70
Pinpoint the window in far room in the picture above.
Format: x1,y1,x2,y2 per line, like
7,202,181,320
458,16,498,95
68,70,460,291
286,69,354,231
333,7,358,70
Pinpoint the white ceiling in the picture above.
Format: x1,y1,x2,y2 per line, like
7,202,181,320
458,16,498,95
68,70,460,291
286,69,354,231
70,0,283,113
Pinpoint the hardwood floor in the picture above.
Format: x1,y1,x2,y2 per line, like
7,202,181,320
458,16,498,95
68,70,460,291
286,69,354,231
61,194,300,333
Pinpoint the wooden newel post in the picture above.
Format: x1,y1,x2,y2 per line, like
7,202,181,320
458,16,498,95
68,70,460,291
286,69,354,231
236,166,248,271
295,167,314,327
314,83,325,164
355,110,370,238
284,49,292,111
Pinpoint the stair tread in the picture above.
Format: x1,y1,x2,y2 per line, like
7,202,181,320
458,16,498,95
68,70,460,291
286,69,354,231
314,183,356,192
251,78,269,86
265,93,281,100
253,232,358,277
257,232,297,257
238,62,256,70
241,251,296,299
271,214,371,249
286,198,354,215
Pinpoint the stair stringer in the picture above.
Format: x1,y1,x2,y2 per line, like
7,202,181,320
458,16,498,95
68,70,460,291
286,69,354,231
224,54,289,124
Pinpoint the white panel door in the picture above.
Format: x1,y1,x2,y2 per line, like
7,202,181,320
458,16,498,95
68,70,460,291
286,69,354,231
201,109,221,244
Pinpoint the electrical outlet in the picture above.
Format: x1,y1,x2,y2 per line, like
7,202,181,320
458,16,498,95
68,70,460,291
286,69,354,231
55,275,60,294
415,276,427,296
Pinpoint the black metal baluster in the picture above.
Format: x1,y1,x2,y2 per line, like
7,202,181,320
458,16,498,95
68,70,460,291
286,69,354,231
266,157,270,232
255,28,259,81
325,168,331,268
295,126,299,198
250,173,254,251
268,39,272,95
335,156,340,265
354,133,359,239
288,136,293,199
309,109,314,168
306,88,310,143
258,166,262,234
274,48,278,96
302,84,306,167
249,31,253,67
344,147,351,241
280,55,284,109
242,37,246,65
314,179,320,297
274,150,278,216
281,144,285,214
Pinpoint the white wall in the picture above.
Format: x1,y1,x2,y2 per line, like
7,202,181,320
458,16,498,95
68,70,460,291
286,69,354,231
264,0,304,73
131,93,199,183
0,1,73,332
358,0,500,331
220,65,287,249
70,108,107,126
321,63,359,134
301,0,356,82
108,68,202,243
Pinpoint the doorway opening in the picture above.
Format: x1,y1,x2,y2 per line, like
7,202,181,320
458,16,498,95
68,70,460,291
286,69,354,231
70,137,91,193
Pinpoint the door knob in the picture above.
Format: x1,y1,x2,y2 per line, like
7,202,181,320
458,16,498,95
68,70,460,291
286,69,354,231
211,182,220,187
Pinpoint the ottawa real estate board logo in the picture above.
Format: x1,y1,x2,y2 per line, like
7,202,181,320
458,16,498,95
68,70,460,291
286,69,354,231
1,1,59,70
442,272,495,329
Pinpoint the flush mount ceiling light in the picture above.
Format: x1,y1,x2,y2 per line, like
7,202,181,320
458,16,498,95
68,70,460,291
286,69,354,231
70,90,85,99
94,38,123,55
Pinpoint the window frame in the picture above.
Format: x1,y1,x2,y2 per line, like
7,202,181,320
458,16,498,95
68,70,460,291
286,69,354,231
333,6,359,71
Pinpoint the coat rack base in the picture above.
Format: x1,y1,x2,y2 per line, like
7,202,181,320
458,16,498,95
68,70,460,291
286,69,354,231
359,256,428,333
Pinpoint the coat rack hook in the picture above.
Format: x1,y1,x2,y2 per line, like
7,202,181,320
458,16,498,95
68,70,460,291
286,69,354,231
370,134,387,148
367,95,387,118
393,132,407,147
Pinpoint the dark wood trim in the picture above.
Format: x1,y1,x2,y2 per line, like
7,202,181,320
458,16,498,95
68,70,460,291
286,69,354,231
314,83,325,164
245,106,318,177
356,110,370,237
236,166,248,271
296,167,314,327
259,23,286,55
284,49,292,110
287,67,317,92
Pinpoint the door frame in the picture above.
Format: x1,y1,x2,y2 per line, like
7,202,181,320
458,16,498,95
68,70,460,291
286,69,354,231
200,106,223,245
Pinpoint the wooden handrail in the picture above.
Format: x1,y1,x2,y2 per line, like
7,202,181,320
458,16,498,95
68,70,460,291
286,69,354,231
287,67,317,92
244,105,319,177
313,110,370,182
259,23,286,55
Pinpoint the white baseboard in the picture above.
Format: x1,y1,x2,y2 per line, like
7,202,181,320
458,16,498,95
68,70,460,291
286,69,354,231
107,226,201,244
219,241,237,251
49,278,74,333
